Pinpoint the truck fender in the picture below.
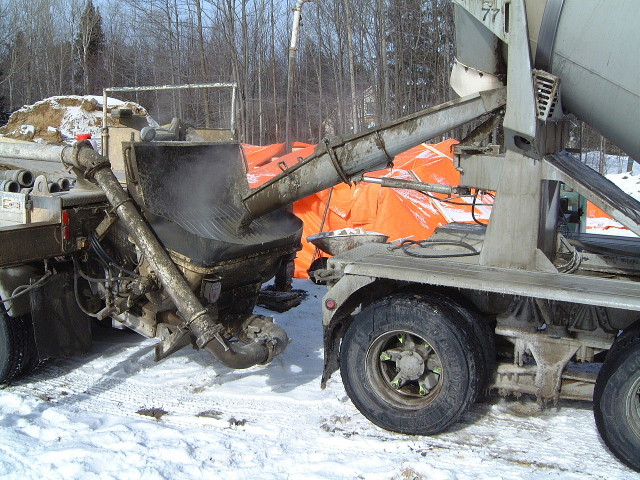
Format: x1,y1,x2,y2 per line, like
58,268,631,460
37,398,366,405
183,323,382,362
0,265,40,317
321,275,400,388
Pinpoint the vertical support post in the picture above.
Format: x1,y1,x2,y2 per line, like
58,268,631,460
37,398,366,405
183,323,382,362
285,0,311,153
231,85,237,140
479,149,549,270
102,90,109,157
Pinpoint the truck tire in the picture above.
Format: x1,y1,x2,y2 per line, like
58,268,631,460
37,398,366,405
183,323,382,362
606,319,640,360
0,313,31,384
419,292,495,395
340,293,480,435
593,333,640,472
18,315,42,376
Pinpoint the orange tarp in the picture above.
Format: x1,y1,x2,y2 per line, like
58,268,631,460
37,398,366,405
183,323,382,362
245,142,316,188
587,203,609,220
586,202,630,233
245,139,490,278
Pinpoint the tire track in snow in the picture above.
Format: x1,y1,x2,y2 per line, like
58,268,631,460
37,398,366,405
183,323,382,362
7,354,631,480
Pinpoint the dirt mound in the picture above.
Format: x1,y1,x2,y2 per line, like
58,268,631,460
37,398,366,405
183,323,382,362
0,96,148,145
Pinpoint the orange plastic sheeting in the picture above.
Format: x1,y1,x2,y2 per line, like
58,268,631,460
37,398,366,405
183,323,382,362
244,139,487,278
243,143,286,168
246,143,316,188
587,202,609,219
585,201,631,233
244,142,314,170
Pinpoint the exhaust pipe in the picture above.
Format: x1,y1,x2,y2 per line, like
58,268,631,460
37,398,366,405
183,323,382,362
55,142,285,369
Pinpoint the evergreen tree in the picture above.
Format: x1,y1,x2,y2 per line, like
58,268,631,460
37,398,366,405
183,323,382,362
75,0,105,93
0,87,7,127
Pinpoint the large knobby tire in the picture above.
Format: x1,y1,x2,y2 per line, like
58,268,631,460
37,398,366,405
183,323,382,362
593,331,640,472
340,293,480,435
0,313,32,384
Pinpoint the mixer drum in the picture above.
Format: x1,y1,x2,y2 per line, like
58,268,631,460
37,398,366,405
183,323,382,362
453,0,640,161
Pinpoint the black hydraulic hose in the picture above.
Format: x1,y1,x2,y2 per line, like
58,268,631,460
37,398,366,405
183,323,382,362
205,339,271,369
72,256,101,318
471,191,488,226
0,270,52,314
389,239,480,258
204,316,289,368
89,231,138,277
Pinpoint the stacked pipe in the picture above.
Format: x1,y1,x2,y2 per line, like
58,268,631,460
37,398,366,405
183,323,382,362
0,169,33,192
0,169,71,194
0,180,19,192
46,177,71,192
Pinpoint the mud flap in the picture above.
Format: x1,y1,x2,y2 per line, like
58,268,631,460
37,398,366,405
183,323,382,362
257,288,305,313
29,271,92,361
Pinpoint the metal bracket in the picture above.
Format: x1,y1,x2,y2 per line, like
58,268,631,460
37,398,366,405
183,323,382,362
94,212,118,240
452,0,508,41
323,137,352,186
154,327,192,361
277,160,289,172
496,325,612,403
30,175,53,197
373,131,394,167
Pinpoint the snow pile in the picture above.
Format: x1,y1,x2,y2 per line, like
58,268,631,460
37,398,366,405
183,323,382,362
587,217,637,237
0,280,635,479
607,171,640,201
0,96,148,149
18,125,35,137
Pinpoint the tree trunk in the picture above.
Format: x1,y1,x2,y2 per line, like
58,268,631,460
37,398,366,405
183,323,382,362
195,0,211,127
343,0,359,133
598,135,606,175
270,0,279,142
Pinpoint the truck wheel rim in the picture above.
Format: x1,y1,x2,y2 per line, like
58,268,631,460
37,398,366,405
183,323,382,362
627,375,640,440
365,330,443,409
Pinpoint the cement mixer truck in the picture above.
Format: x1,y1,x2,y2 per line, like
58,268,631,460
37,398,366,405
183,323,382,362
0,0,638,472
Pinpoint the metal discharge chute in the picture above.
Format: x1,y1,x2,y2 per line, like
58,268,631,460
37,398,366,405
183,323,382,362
242,88,506,222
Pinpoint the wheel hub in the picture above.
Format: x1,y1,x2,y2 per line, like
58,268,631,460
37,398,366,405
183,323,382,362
396,351,425,380
376,332,442,396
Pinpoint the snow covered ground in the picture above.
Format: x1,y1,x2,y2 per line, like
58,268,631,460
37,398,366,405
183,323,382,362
0,280,636,480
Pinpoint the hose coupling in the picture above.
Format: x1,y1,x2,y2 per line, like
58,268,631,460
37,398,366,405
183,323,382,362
189,310,228,350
